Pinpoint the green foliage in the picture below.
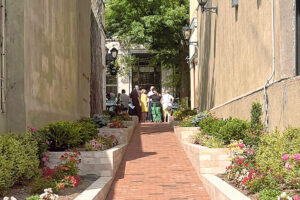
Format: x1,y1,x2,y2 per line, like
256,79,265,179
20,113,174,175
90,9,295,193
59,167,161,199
106,0,189,93
192,134,224,148
250,101,264,131
218,118,251,145
198,116,227,138
26,195,40,200
73,120,98,144
259,189,281,200
0,133,39,195
173,109,197,121
179,112,210,127
40,121,82,151
254,128,300,189
91,114,109,128
30,175,57,195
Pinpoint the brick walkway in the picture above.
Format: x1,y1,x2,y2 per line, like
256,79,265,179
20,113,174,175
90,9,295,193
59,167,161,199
106,123,210,200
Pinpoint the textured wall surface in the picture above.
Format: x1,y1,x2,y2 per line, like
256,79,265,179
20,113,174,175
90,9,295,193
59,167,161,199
196,0,298,130
1,0,91,133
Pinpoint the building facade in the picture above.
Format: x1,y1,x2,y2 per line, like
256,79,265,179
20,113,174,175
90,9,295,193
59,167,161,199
0,1,92,133
193,0,300,130
105,40,170,96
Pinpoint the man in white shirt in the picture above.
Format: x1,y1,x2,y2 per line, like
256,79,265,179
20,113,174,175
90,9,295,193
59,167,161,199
147,86,155,121
161,89,174,122
120,89,130,110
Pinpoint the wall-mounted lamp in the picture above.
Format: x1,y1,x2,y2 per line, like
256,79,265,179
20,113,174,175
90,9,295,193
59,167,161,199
197,0,218,14
182,25,198,46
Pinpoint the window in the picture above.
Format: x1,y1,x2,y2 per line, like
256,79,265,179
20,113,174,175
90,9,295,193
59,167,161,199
106,72,117,96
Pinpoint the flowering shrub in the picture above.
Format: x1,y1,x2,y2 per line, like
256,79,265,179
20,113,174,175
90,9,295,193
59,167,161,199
192,134,224,148
109,121,126,128
31,151,81,194
39,188,59,200
225,128,300,198
173,109,197,121
85,135,118,151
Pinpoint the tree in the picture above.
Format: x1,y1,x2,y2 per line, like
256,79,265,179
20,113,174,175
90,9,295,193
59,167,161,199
91,0,106,116
105,0,190,97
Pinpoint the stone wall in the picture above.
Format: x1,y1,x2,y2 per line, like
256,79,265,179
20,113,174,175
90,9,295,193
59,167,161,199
0,0,92,133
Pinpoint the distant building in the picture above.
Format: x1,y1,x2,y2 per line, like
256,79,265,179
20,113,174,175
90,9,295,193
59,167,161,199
105,40,173,96
191,0,300,130
0,1,92,133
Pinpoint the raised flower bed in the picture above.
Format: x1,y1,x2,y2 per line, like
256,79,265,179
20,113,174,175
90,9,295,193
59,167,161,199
47,144,127,177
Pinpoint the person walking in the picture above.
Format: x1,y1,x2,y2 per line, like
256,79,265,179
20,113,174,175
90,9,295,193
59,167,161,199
150,88,162,122
147,86,154,121
161,90,174,123
140,89,148,122
130,85,142,122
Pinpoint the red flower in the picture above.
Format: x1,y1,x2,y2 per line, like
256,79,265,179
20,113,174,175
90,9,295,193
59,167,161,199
59,183,65,189
65,176,70,180
227,166,232,170
245,163,249,167
242,177,249,184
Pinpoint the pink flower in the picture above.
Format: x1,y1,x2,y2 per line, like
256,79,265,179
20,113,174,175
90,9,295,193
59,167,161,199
294,195,299,200
293,154,300,161
285,162,291,170
282,154,290,161
46,140,50,145
42,157,47,162
44,153,49,157
238,143,245,148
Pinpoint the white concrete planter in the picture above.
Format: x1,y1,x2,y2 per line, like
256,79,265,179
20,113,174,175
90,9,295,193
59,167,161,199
98,126,134,145
199,174,251,200
174,126,230,174
130,115,139,126
47,144,127,177
173,126,200,143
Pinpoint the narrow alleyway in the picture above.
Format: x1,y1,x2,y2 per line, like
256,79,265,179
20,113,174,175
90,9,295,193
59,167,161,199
106,123,210,200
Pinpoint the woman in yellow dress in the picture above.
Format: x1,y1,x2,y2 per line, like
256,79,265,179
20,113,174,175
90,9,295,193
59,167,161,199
140,89,148,122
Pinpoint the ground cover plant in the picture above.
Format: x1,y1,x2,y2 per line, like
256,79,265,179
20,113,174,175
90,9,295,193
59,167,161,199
178,112,210,127
85,135,118,151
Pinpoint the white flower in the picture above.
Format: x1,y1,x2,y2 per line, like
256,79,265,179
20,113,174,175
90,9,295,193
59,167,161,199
11,197,17,200
281,192,287,198
287,196,293,200
3,197,9,200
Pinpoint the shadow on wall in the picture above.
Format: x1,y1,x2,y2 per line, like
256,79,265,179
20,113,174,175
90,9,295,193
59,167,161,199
198,10,216,111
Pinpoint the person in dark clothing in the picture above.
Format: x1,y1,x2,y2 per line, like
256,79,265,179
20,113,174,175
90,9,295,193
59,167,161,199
150,89,162,122
130,85,142,122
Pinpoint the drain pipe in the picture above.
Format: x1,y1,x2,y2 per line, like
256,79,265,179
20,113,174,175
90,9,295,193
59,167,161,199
0,0,5,113
263,0,276,132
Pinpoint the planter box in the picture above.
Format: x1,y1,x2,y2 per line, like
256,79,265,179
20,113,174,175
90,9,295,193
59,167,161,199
199,174,251,200
47,144,127,177
130,115,139,126
182,143,231,174
174,126,230,174
98,126,134,144
173,126,200,143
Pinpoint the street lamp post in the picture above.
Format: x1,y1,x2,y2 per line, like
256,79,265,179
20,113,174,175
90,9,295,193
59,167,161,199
197,0,218,14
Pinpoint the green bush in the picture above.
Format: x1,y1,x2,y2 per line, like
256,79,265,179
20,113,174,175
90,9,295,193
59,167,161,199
250,101,264,131
73,120,98,144
192,134,224,148
218,118,250,145
40,121,82,151
0,133,39,195
30,175,57,194
259,189,281,200
173,109,197,121
198,116,227,138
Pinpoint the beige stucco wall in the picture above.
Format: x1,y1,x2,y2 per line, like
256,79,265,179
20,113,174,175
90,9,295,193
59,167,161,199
196,0,298,130
1,0,91,133
24,0,91,129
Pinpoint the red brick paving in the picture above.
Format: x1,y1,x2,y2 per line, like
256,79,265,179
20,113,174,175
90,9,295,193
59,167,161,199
106,123,210,200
